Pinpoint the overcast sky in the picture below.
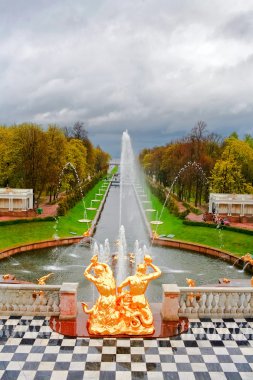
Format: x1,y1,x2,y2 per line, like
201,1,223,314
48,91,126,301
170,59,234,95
1,0,253,156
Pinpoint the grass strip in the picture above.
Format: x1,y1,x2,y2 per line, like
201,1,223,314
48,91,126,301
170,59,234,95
0,169,117,250
144,186,253,257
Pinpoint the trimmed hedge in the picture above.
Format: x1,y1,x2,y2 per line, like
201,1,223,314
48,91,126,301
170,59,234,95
147,180,190,219
183,220,253,236
57,170,107,216
0,216,55,226
182,201,202,215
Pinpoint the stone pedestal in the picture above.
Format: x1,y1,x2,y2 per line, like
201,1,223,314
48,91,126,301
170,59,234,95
161,284,180,321
59,283,78,320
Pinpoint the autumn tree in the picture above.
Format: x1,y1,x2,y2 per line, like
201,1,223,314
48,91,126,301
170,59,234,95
210,137,253,194
94,146,111,173
10,124,49,204
0,126,16,187
139,121,222,205
63,139,88,194
46,125,67,202
62,121,96,174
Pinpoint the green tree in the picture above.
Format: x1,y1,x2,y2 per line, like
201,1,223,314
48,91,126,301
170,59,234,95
211,157,247,193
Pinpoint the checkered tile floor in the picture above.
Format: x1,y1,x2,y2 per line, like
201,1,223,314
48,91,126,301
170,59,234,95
0,316,252,380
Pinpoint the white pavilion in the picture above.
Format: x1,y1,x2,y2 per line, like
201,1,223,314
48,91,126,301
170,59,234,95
209,193,253,217
0,188,33,211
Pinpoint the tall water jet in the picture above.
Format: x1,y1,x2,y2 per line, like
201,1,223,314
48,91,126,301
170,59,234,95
119,131,136,228
119,131,147,243
117,225,128,285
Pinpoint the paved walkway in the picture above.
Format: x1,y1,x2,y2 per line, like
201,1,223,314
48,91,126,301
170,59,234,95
0,203,57,221
0,316,252,380
186,212,253,231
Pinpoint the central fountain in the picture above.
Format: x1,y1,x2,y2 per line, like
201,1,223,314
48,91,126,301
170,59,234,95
2,130,252,339
79,130,164,335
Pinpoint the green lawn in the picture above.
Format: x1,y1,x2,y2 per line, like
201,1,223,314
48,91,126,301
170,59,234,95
1,164,251,257
0,177,112,250
144,187,253,257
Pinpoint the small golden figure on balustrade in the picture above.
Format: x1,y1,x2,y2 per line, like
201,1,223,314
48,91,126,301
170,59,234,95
82,254,161,335
33,273,54,299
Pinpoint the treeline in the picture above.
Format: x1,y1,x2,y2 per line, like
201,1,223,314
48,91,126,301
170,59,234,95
0,122,110,205
140,121,253,206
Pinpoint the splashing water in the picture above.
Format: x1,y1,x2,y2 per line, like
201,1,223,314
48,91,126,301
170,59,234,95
152,160,209,242
91,225,148,285
54,162,91,238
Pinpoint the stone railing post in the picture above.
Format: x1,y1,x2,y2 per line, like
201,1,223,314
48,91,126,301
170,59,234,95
59,283,78,320
161,284,180,321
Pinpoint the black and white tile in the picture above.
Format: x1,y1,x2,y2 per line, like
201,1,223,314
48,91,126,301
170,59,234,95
0,316,252,379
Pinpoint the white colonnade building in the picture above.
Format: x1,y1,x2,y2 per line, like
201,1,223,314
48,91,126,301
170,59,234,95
209,193,253,217
0,188,33,211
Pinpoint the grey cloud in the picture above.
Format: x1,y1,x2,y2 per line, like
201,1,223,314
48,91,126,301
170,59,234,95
221,11,253,40
1,0,253,155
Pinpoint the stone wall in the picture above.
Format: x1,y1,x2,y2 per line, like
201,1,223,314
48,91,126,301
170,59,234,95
0,237,88,260
152,237,253,274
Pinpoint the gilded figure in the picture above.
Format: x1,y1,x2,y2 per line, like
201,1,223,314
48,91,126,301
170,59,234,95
82,254,161,335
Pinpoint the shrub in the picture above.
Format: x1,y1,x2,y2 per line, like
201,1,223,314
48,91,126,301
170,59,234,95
147,179,189,219
182,201,202,215
183,220,253,235
56,170,106,216
0,216,55,226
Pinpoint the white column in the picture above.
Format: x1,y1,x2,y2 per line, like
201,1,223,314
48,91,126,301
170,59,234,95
22,198,26,211
9,197,13,211
29,193,33,209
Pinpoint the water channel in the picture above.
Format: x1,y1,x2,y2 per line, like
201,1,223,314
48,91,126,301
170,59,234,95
0,184,250,301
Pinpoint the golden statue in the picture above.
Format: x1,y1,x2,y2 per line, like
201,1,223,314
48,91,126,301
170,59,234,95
186,278,196,287
117,254,161,334
82,254,161,335
152,230,159,239
32,273,54,299
2,274,16,281
186,278,201,302
83,228,91,237
241,253,252,262
82,255,119,335
37,273,53,285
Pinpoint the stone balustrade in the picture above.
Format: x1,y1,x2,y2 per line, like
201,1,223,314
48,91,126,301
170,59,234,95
0,282,78,319
162,284,253,320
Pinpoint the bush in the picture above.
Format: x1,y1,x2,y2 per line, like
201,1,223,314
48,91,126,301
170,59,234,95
147,179,190,219
56,170,107,216
183,220,253,235
182,201,202,215
179,209,190,219
0,216,55,226
57,203,67,216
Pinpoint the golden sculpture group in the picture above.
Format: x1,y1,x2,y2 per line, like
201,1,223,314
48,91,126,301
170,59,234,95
82,254,161,335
